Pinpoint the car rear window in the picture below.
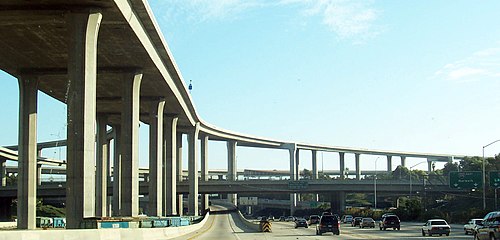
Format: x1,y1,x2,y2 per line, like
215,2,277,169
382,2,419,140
431,221,447,225
475,220,482,224
321,216,337,224
385,216,399,221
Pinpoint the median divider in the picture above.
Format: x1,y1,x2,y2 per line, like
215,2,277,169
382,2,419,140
236,211,260,232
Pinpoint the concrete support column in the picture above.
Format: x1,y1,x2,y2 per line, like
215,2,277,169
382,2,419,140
355,153,361,180
401,156,406,168
65,10,102,228
112,126,122,217
287,144,297,216
17,74,38,229
96,114,109,217
36,164,42,186
387,155,393,172
148,99,164,217
227,140,237,206
188,123,200,216
330,191,346,214
295,149,300,180
176,133,183,216
201,135,209,213
312,150,318,179
0,158,6,187
120,71,142,217
339,152,345,180
164,116,178,215
427,159,433,173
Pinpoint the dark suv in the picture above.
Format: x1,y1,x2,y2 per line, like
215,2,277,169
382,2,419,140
379,214,400,230
475,211,500,240
316,214,340,235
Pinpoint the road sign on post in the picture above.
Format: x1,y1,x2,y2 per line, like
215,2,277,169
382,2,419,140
449,171,482,189
490,172,500,188
288,180,308,190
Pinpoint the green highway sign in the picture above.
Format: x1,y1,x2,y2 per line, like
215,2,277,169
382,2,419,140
288,180,309,190
490,172,500,188
449,171,482,189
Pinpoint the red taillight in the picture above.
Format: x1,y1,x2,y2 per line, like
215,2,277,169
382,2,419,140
337,222,340,228
431,227,437,231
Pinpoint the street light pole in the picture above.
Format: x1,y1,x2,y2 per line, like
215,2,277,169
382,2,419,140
374,157,381,209
409,161,427,199
483,139,500,210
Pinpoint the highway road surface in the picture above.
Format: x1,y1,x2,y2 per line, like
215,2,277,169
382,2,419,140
174,208,474,239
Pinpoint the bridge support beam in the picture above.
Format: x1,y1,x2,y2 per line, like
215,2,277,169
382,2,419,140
65,11,102,228
164,117,178,215
227,140,237,206
401,156,406,168
287,144,297,216
17,74,38,229
96,114,109,217
148,100,164,217
112,126,122,217
188,123,200,216
355,153,361,180
339,152,345,180
0,158,6,187
312,150,319,201
330,191,346,214
36,163,42,186
120,71,142,217
387,155,392,172
427,160,433,173
176,133,183,216
201,135,209,213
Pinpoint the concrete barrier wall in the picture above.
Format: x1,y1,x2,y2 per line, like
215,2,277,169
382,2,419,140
0,212,210,240
235,211,259,231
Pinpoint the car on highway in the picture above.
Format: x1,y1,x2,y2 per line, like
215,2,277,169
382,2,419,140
309,215,320,225
279,216,286,221
474,211,500,240
268,215,275,221
463,218,482,235
294,218,308,228
379,214,400,230
286,216,295,222
422,219,450,237
351,217,362,227
360,217,375,228
316,214,340,235
342,215,353,223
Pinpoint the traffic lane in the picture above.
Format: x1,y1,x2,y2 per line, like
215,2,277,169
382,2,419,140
270,221,473,239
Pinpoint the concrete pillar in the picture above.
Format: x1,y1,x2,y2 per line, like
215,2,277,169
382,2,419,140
401,156,406,167
201,135,209,213
112,126,122,217
17,74,38,229
176,133,183,216
106,138,112,217
339,152,345,180
36,164,42,186
65,10,102,228
0,158,6,187
120,71,142,217
188,123,200,216
227,140,237,205
355,153,361,180
312,150,318,180
96,114,109,217
427,159,433,173
330,191,346,214
164,116,178,215
387,155,393,172
288,145,297,216
295,149,300,180
148,100,164,217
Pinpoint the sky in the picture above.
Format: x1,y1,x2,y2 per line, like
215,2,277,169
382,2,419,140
1,0,500,174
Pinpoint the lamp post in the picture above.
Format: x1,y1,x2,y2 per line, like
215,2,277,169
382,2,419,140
409,161,426,199
374,157,381,209
483,139,500,210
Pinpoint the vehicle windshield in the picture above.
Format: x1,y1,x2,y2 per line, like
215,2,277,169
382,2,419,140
431,221,448,225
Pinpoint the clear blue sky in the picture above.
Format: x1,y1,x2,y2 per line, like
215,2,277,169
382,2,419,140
1,0,500,173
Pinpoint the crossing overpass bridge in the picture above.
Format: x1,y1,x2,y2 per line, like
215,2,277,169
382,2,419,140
0,0,465,230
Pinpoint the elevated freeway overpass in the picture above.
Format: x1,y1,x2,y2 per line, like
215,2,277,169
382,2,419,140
0,0,466,230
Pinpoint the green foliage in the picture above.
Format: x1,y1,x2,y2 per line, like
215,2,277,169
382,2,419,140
36,199,65,217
